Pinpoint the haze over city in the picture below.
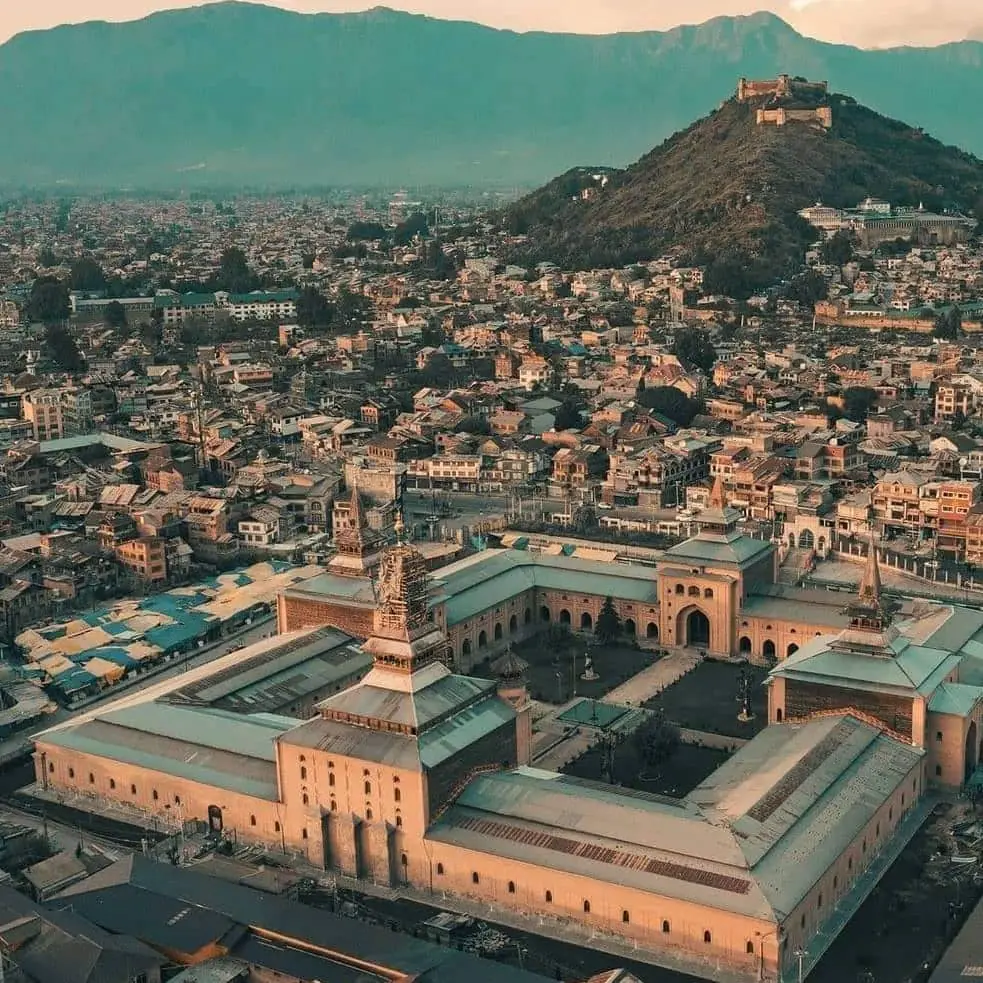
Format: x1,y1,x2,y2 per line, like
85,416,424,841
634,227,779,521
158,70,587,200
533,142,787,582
1,0,981,48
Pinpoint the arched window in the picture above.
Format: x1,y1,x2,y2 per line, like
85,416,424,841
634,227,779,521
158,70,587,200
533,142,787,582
300,766,307,780
109,779,116,789
704,588,714,599
834,876,838,890
818,893,823,909
152,789,159,801
302,793,309,805
462,639,472,656
472,872,480,884
583,900,591,914
662,919,670,933
623,911,631,924
494,623,503,641
130,783,137,795
250,815,256,826
330,799,337,811
704,931,712,944
395,815,403,828
437,862,444,875
747,941,755,955
274,821,281,833
174,795,181,805
509,615,517,632
394,787,401,803
545,890,552,903
688,585,700,597
302,829,308,840
88,773,94,784
48,762,54,773
366,807,373,820
675,584,685,595
329,773,335,787
524,608,531,624
478,630,488,648
401,853,408,867
68,767,74,779
364,780,371,795
508,881,516,894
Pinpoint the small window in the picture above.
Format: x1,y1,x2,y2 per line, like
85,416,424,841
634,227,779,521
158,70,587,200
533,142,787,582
68,767,74,779
48,762,54,773
818,893,823,909
109,778,116,789
300,766,307,780
545,890,553,903
395,815,403,828
583,900,591,914
800,914,806,929
302,793,309,806
936,731,943,742
862,839,867,853
472,872,480,884
130,783,137,795
365,808,373,820
704,588,714,599
363,768,370,776
675,584,685,595
152,789,159,801
437,862,445,875
876,823,880,837
364,781,372,795
936,764,943,776
274,821,281,833
401,852,407,866
330,799,337,811
329,773,335,787
508,880,516,894
88,773,95,784
889,807,893,821
250,815,257,826
394,787,401,803
848,857,853,870
704,931,712,944
688,585,700,597
302,828,308,840
174,795,181,805
833,876,838,890
662,919,670,933
747,941,755,955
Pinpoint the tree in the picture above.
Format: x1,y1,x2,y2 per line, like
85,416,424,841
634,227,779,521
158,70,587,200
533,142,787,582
553,398,583,431
672,327,716,375
595,596,621,643
69,257,107,292
842,386,879,422
215,247,259,293
573,504,597,534
703,256,753,300
330,287,373,332
637,385,702,427
393,211,429,247
934,305,962,341
820,231,855,266
28,276,70,323
38,246,59,268
633,710,680,772
951,408,968,431
787,270,828,307
104,300,127,328
454,415,490,436
44,323,84,372
295,286,333,328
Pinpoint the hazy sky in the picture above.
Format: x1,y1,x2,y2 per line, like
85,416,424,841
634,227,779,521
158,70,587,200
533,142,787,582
1,0,981,48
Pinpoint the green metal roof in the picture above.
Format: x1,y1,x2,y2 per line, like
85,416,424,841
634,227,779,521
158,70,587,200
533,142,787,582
929,682,983,716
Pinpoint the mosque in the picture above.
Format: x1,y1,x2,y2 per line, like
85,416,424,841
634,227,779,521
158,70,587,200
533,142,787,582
31,494,983,982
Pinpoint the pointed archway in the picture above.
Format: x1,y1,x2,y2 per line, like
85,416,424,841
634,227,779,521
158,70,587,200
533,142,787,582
678,607,710,648
966,721,978,784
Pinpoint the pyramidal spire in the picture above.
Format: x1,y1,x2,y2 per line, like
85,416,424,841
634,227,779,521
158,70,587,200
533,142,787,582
858,537,883,606
348,475,366,531
709,475,726,509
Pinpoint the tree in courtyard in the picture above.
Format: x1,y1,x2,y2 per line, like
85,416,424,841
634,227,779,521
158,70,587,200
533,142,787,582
552,398,583,431
633,709,680,774
934,306,962,341
295,285,333,328
672,327,716,375
104,300,127,328
595,596,621,644
215,246,259,293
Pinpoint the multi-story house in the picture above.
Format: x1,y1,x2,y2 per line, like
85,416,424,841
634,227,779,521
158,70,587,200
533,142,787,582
116,536,167,585
406,454,482,492
872,471,932,540
22,390,65,441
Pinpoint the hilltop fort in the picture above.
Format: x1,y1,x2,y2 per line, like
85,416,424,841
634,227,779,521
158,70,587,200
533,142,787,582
738,74,833,129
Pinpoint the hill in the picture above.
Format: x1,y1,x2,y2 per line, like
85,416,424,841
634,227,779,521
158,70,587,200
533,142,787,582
504,89,983,279
2,4,983,189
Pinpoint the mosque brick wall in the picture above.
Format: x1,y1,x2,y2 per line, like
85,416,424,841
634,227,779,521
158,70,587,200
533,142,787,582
785,680,913,738
277,594,374,638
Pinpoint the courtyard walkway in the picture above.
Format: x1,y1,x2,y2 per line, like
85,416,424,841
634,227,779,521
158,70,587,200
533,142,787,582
600,648,704,707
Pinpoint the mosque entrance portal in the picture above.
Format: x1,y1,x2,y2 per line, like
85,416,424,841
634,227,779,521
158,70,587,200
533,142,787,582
684,609,711,648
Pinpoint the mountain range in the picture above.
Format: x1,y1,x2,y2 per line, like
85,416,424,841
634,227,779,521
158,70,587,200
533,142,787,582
1,2,983,188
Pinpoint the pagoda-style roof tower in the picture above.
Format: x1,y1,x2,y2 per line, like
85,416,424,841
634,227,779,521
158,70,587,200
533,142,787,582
328,482,384,578
361,514,449,676
833,541,898,656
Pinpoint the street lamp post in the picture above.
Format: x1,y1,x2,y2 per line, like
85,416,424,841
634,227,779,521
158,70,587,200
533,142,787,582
794,948,808,983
